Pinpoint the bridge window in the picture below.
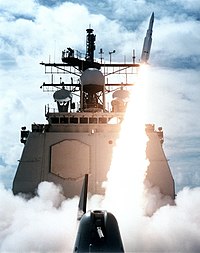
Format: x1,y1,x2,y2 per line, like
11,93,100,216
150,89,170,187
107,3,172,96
70,117,78,124
51,117,59,124
99,117,107,124
60,117,68,124
89,117,97,124
80,117,88,124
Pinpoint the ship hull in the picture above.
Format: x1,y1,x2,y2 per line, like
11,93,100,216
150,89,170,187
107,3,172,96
13,117,175,199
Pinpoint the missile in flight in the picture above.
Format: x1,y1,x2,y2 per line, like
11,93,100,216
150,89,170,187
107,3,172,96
141,12,154,63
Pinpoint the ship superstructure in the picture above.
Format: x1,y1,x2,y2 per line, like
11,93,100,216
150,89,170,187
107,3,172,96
13,14,175,199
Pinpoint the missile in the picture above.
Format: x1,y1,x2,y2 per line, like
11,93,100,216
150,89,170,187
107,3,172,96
141,12,154,63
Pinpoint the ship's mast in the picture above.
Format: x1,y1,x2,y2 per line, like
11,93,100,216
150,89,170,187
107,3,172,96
40,28,140,115
85,28,96,63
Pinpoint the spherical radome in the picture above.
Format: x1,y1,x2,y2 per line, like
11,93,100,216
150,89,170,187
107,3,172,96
80,68,105,86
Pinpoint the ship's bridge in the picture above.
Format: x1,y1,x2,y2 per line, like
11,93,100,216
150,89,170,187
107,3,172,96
46,111,124,125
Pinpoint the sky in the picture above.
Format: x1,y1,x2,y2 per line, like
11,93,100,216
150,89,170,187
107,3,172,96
0,0,200,252
0,0,199,192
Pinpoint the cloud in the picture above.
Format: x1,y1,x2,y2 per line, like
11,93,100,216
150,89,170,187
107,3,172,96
0,1,200,252
0,0,37,17
0,0,199,195
152,17,200,67
170,0,200,12
1,182,200,252
0,182,78,252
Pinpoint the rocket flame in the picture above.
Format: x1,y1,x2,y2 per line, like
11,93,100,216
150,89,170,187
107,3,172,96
103,66,149,218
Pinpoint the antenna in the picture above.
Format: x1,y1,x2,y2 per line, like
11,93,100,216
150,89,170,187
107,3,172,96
132,49,136,63
109,50,116,63
54,40,56,63
77,174,88,220
85,28,96,62
99,48,104,64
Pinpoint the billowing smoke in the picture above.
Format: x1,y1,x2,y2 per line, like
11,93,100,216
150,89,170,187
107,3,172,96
0,182,78,252
1,68,200,252
1,182,200,252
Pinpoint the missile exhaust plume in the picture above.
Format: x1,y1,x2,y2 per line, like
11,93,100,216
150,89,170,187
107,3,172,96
103,68,149,219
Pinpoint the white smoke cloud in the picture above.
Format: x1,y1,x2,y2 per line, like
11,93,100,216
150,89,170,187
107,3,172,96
1,182,200,252
0,0,200,192
0,182,78,252
143,182,175,216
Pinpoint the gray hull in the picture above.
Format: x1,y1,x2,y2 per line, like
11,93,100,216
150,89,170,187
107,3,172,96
13,113,175,199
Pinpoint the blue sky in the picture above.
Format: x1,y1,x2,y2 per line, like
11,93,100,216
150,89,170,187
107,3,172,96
0,0,200,193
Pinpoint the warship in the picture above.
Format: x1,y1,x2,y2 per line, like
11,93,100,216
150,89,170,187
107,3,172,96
12,13,175,200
